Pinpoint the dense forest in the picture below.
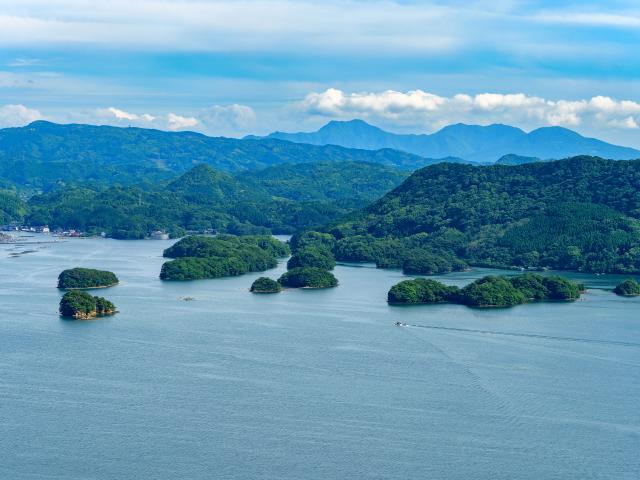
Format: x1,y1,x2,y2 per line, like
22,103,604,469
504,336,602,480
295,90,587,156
4,161,407,238
237,161,408,203
0,190,25,224
322,156,640,274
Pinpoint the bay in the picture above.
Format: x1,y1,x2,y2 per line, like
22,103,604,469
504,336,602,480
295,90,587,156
1,235,639,479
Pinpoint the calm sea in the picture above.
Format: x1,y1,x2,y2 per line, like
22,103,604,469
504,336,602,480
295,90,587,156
1,235,639,479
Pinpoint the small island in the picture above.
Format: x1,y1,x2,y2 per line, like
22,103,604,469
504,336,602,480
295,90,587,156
278,267,338,289
388,278,459,304
59,291,116,319
57,268,119,289
388,273,583,308
613,278,640,296
250,277,282,293
160,235,289,281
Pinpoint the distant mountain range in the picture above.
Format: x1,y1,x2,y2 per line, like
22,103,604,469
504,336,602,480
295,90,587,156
258,119,640,162
2,120,638,194
0,121,438,191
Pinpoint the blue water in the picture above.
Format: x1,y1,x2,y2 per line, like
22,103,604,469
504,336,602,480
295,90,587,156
1,235,639,479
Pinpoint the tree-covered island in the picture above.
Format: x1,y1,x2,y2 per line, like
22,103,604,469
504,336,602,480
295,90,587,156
160,235,289,281
388,273,583,308
273,231,339,290
278,267,338,289
57,268,119,289
613,278,640,296
250,277,282,293
59,291,116,319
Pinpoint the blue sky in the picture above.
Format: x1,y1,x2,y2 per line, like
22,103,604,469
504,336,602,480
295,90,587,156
0,0,639,147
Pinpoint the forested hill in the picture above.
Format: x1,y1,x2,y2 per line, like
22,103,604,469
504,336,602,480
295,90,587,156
326,156,640,274
16,161,408,238
0,121,432,191
237,161,408,203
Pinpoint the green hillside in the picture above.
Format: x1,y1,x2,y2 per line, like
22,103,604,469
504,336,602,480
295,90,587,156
0,121,428,191
238,161,408,202
20,161,406,238
326,156,640,274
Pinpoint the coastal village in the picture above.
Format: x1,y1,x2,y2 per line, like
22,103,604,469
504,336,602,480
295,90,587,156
0,225,170,241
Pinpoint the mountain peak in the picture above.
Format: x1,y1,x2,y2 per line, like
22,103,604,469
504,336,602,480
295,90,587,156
26,120,59,130
528,126,584,139
436,123,525,135
319,119,383,133
262,119,639,162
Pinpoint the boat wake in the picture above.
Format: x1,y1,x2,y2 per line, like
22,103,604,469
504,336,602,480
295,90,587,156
401,323,640,348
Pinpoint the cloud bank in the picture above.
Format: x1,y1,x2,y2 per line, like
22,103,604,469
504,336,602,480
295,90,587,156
301,88,640,132
1,91,638,146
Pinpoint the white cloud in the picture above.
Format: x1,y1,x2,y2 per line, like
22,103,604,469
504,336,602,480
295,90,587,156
300,88,640,132
98,107,155,122
95,107,197,131
166,113,198,131
609,116,639,130
199,104,256,133
0,104,44,127
92,104,255,135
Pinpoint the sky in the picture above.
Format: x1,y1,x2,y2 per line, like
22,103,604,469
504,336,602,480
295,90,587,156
0,0,639,147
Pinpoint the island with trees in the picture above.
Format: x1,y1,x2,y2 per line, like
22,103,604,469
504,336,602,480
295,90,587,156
250,277,282,293
613,278,640,296
388,273,584,308
59,291,116,319
387,278,460,304
278,267,338,289
273,231,339,289
160,234,289,281
57,268,119,289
